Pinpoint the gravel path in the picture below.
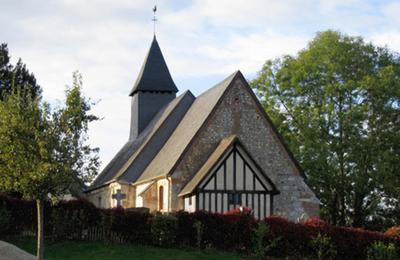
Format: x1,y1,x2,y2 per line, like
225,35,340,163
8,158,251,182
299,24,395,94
0,240,35,260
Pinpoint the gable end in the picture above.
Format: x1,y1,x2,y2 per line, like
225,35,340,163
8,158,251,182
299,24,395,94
179,136,279,197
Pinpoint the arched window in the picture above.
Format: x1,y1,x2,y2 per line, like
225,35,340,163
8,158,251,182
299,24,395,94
159,186,164,210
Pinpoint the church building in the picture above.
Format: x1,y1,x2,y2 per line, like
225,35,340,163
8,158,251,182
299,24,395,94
85,36,319,220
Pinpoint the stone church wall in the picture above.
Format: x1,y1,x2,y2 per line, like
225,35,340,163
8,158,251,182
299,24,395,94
171,78,319,220
139,178,169,213
140,182,158,212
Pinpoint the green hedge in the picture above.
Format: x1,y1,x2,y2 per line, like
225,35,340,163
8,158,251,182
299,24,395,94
0,194,398,259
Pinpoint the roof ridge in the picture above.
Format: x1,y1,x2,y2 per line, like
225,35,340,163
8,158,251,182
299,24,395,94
196,70,241,99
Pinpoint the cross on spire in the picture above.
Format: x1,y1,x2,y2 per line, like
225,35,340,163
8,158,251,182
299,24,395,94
152,5,157,36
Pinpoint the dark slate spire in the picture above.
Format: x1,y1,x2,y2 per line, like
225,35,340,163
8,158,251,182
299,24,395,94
129,36,178,140
129,36,178,96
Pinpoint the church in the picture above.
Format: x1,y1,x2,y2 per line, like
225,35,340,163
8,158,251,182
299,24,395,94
85,36,319,220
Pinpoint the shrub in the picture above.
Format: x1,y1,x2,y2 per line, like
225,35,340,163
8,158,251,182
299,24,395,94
0,204,11,235
49,199,101,240
252,221,279,258
100,207,151,243
2,194,399,259
50,208,68,240
385,226,400,239
194,220,204,249
263,216,399,259
191,211,224,249
0,194,36,235
252,221,268,258
265,216,312,257
223,208,257,252
109,208,151,244
310,233,337,260
225,215,243,250
121,210,151,244
302,216,329,228
329,226,393,259
151,214,178,247
367,241,398,260
174,211,196,247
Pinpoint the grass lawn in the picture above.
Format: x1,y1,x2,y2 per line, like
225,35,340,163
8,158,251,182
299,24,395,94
5,237,246,260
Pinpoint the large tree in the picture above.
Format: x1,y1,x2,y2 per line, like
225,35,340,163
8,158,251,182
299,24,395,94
0,72,99,259
251,30,400,228
0,43,42,99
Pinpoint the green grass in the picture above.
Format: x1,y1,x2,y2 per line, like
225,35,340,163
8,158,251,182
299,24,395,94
5,237,246,260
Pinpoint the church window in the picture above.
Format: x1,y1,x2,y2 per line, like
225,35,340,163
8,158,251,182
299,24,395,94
228,193,241,205
159,186,164,210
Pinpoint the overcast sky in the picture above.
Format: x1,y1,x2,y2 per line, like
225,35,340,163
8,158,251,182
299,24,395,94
1,0,400,170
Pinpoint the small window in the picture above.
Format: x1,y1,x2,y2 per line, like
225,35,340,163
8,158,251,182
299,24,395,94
228,193,241,205
189,196,192,206
159,186,164,210
98,196,102,207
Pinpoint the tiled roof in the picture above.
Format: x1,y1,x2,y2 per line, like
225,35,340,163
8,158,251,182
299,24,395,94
87,90,194,191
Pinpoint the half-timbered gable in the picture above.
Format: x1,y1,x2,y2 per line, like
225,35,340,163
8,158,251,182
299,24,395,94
179,135,279,219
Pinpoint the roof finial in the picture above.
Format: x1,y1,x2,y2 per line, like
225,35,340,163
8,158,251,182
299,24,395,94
152,5,157,36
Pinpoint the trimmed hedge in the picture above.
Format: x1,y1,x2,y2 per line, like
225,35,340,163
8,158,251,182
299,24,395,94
386,226,400,239
0,194,398,259
0,194,36,234
265,216,397,259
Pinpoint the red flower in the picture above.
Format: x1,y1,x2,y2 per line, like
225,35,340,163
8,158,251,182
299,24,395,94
302,216,328,228
223,206,252,215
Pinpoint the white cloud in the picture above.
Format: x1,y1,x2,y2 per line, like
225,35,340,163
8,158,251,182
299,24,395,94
193,31,308,75
370,31,400,52
1,0,399,170
381,2,400,27
162,0,316,36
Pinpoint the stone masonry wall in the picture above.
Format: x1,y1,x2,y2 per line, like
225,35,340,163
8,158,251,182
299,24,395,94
171,78,319,220
141,182,158,212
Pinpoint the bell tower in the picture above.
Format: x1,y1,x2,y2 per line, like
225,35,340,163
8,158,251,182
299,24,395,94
129,36,178,140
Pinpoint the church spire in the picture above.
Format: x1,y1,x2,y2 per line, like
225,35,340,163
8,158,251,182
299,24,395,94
129,36,178,96
129,36,178,140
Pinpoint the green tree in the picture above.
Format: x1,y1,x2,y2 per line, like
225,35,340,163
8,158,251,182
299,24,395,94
0,43,42,99
251,30,400,228
0,72,99,259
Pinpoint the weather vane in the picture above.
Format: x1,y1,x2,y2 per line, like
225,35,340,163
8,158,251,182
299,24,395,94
152,5,157,36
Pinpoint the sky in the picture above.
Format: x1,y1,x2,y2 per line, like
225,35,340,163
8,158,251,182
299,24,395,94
1,0,400,171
